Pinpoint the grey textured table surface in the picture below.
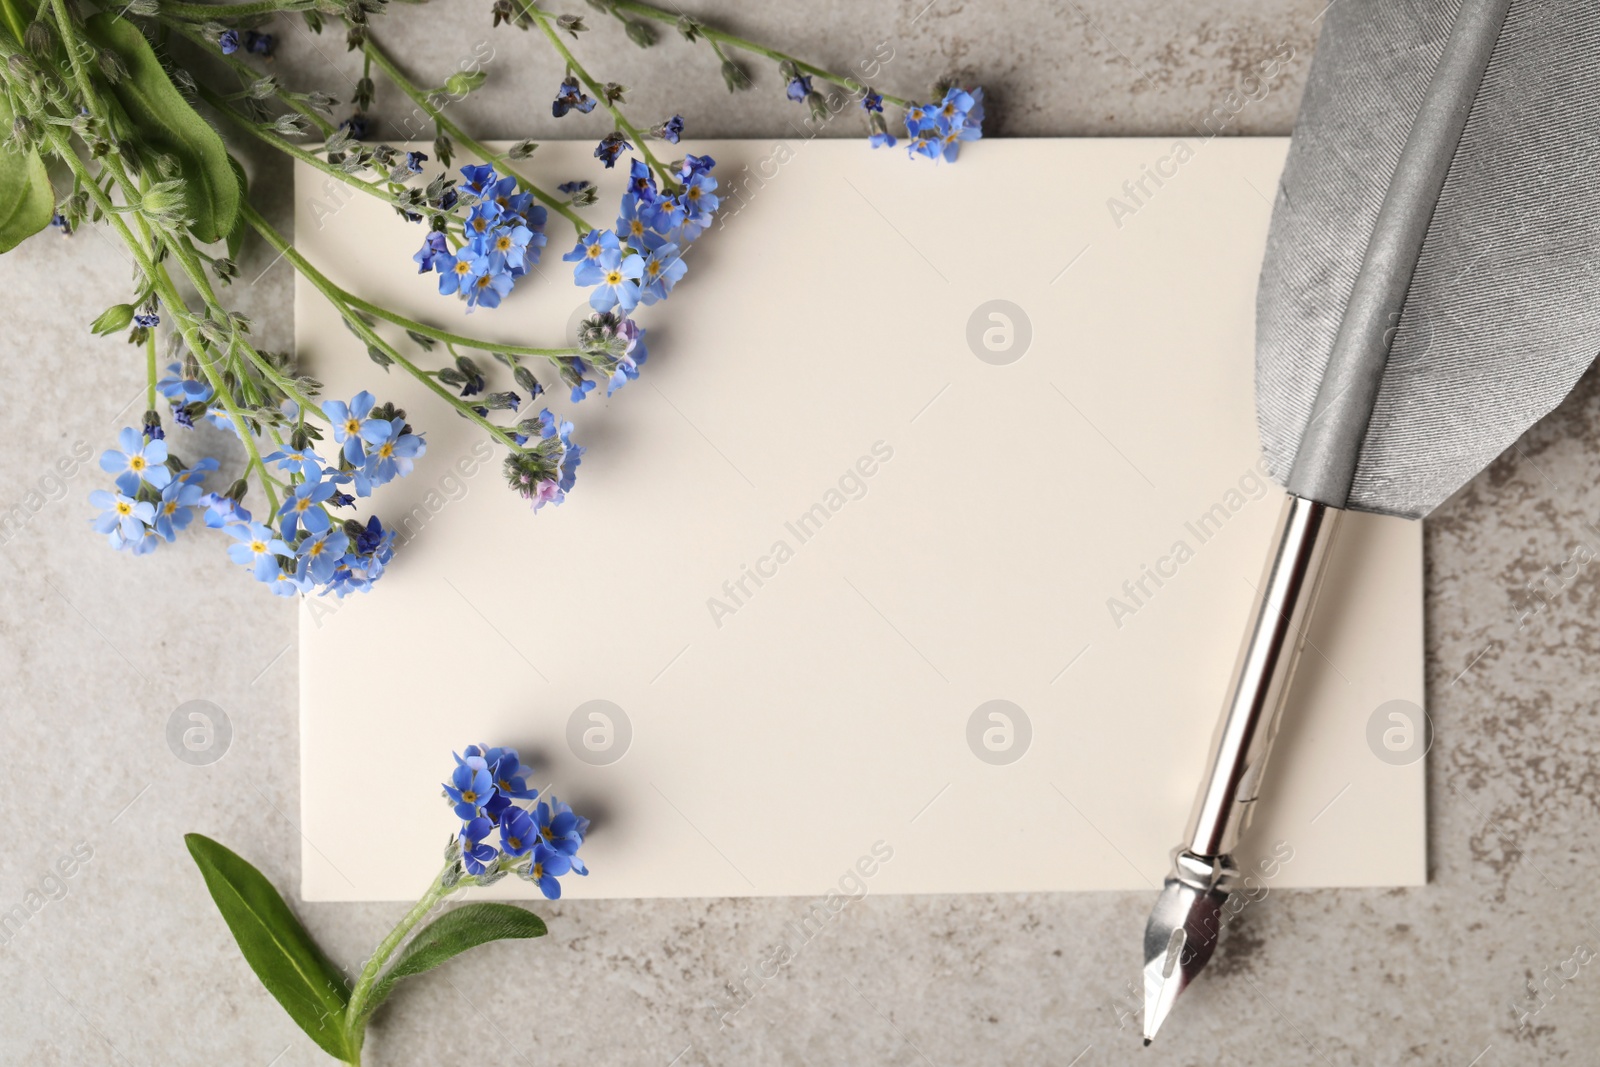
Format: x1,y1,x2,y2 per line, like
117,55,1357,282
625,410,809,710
4,1,1598,1064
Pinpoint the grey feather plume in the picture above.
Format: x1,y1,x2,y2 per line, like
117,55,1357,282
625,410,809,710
1255,0,1600,518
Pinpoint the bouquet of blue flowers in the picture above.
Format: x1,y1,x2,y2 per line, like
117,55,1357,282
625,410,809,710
0,0,981,603
4,0,984,1060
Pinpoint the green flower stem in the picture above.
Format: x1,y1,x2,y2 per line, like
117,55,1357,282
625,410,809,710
607,0,910,107
338,293,581,362
160,0,311,19
46,0,100,108
343,861,467,1041
194,82,397,197
242,202,529,454
358,36,590,235
519,3,675,188
167,20,338,137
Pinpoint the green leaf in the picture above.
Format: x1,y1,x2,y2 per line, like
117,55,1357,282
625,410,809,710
84,14,239,243
0,96,55,254
184,834,356,1062
362,903,546,1019
225,154,249,260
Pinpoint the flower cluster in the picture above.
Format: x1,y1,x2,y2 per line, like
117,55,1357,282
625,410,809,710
896,86,986,162
443,745,589,898
415,163,550,311
89,428,217,556
503,408,583,511
89,384,424,598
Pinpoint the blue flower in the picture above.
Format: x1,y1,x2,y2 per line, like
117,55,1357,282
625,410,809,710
227,522,291,581
483,224,536,273
558,179,591,195
357,419,426,490
614,193,665,252
459,815,499,876
861,90,884,113
445,754,496,819
677,172,719,240
262,444,322,479
534,796,589,857
524,842,572,899
465,263,514,310
151,479,203,541
679,154,716,179
638,243,686,306
321,391,387,463
245,30,274,55
870,130,897,149
605,319,648,396
404,150,428,174
562,229,620,286
200,491,251,529
628,158,658,205
89,488,152,542
647,194,686,236
100,427,170,489
436,248,487,297
785,74,813,101
552,75,596,117
277,470,337,537
218,28,239,54
133,312,159,329
463,200,503,243
594,131,632,168
903,86,984,163
413,231,449,273
588,248,644,312
338,113,368,140
295,527,349,585
459,163,498,197
499,807,537,858
660,114,684,144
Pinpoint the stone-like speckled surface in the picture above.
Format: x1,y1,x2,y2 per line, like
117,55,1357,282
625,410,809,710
3,1,1597,1064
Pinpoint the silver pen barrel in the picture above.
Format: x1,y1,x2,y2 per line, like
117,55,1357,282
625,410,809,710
1184,493,1342,856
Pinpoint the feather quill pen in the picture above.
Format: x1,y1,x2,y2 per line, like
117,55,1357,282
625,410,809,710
1142,0,1600,1042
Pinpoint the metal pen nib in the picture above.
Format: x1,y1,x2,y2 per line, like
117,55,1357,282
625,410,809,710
1141,852,1234,1043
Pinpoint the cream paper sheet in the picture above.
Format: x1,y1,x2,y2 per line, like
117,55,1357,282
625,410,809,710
294,138,1425,901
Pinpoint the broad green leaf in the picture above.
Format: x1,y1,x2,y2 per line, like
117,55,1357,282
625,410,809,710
362,903,546,1019
225,154,249,260
84,14,240,243
0,96,55,254
184,834,356,1062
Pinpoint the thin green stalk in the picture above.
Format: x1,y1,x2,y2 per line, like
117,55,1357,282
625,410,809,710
195,83,390,196
344,862,463,1033
340,293,580,362
360,36,590,235
167,19,338,137
520,3,674,188
242,202,528,454
608,0,910,107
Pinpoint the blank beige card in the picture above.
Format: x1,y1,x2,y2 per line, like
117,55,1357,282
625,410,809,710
293,137,1425,901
